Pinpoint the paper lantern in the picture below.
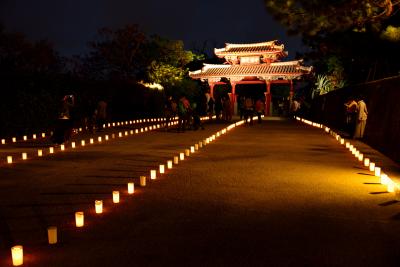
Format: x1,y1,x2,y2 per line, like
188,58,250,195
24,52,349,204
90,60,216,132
130,130,134,135
380,174,389,185
135,129,139,134
369,162,375,172
113,191,120,203
42,133,46,138
340,138,344,145
159,164,165,174
60,144,65,151
150,170,157,180
128,183,134,194
95,200,103,214
105,135,109,141
174,156,179,164
180,153,185,160
140,176,146,186
355,151,359,158
388,181,395,193
118,132,122,137
374,167,381,177
124,131,128,136
1,139,5,144
22,153,27,160
112,134,115,139
145,127,148,131
12,137,16,143
49,147,54,154
47,226,57,244
364,158,370,167
90,138,94,144
33,134,37,139
23,136,27,141
358,153,363,161
167,160,173,169
190,146,195,153
75,212,84,227
199,141,203,148
185,149,190,156
98,136,102,142
7,156,12,164
11,245,23,266
38,150,43,157
81,140,86,146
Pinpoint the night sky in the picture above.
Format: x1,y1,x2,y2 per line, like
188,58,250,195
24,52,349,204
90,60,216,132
0,0,303,58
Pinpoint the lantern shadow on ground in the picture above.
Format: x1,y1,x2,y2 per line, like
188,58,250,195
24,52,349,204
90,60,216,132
378,200,399,206
363,182,381,185
369,191,389,194
357,172,374,176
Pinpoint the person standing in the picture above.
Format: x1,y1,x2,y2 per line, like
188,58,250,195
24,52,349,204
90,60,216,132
344,97,358,137
354,96,368,139
255,98,265,123
95,100,107,132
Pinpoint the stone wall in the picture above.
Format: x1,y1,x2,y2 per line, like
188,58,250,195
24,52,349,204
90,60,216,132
310,76,400,163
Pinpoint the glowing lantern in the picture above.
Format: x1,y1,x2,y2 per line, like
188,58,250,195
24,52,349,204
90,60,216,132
1,139,5,144
355,151,359,158
7,156,12,164
38,150,43,157
159,165,165,174
185,149,190,157
125,131,128,136
145,127,148,131
388,181,396,193
95,200,103,214
98,136,102,142
23,136,27,141
199,141,203,148
150,170,157,180
358,153,363,161
70,142,75,149
90,138,94,144
47,226,57,244
167,160,173,169
380,174,389,185
81,140,86,146
140,176,146,186
60,144,65,151
105,135,109,141
128,183,134,194
112,134,115,139
42,133,46,138
180,153,185,160
364,158,370,167
130,130,134,135
11,245,23,266
113,191,120,203
22,153,27,160
174,156,179,164
135,129,139,134
374,167,381,177
340,139,345,145
119,132,122,137
369,162,375,172
75,212,84,227
12,137,16,143
33,134,37,139
49,147,54,154
140,128,143,133
149,126,152,130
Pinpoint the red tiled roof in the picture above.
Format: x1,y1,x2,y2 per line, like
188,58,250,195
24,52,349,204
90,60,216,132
189,61,312,80
215,40,285,56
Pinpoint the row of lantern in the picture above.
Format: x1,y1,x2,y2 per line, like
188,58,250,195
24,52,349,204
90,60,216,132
4,121,175,165
0,116,169,145
295,116,400,196
8,116,236,265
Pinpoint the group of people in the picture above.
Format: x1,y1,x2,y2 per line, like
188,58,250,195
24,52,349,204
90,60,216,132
51,95,108,145
238,96,265,124
206,94,232,122
345,96,368,139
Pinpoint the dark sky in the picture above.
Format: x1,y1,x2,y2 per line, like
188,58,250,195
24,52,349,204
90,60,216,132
0,0,304,58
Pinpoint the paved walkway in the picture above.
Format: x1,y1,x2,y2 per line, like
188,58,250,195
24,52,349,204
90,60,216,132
0,118,400,266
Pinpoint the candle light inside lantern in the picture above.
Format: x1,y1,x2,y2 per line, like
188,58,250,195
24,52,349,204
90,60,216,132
358,153,364,161
388,180,395,193
159,164,165,174
167,160,173,169
199,141,203,148
90,138,94,144
174,156,179,164
47,226,57,244
140,176,146,186
364,158,370,167
81,140,85,146
105,135,109,140
150,170,157,180
38,150,43,157
374,167,381,177
345,142,350,148
369,162,375,172
22,153,27,160
1,139,5,144
125,131,128,136
355,150,359,158
11,245,23,266
191,146,195,153
128,183,134,194
7,156,12,163
380,174,389,185
135,129,139,134
60,144,65,151
33,134,37,139
98,136,102,142
180,153,185,160
23,136,27,141
49,147,54,154
75,212,84,227
112,191,120,203
70,142,75,149
12,137,16,143
95,200,103,214
119,132,122,137
185,149,190,156
42,133,46,138
195,144,199,151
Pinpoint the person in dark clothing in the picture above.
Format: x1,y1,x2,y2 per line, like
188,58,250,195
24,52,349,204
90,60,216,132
52,95,75,144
